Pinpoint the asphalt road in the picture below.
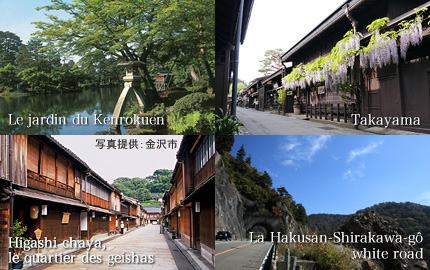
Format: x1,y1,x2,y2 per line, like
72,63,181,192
215,240,272,270
236,107,367,135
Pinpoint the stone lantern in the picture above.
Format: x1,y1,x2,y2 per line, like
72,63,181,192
110,61,146,131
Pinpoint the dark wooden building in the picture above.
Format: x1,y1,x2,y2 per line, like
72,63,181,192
281,0,430,132
242,76,267,110
163,135,215,265
0,136,26,269
216,0,254,115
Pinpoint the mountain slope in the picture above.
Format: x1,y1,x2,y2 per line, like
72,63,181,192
309,202,430,266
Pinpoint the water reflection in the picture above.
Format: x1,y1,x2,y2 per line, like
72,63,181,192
0,87,125,134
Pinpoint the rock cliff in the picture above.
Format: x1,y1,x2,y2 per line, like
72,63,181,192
215,152,247,239
215,152,303,240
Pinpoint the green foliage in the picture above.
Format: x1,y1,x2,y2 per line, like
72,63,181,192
0,64,18,92
309,202,430,265
215,135,235,154
33,0,215,106
171,92,214,115
302,243,353,270
168,92,215,134
366,17,390,32
0,31,22,67
229,82,247,93
281,242,354,270
141,201,162,207
215,109,243,135
336,81,356,103
12,220,31,257
169,111,214,134
113,169,172,202
163,89,190,107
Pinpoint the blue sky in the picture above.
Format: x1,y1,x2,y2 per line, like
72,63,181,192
231,135,430,215
0,0,67,43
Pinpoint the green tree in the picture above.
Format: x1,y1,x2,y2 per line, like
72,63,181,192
258,48,284,75
0,31,22,67
294,203,308,224
229,79,247,93
0,64,18,92
34,0,214,108
245,155,252,165
236,144,246,162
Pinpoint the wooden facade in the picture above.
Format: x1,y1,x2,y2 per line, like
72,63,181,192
164,135,215,265
0,135,148,269
144,207,161,224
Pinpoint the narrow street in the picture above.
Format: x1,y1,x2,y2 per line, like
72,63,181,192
215,241,272,270
36,225,186,270
236,107,367,135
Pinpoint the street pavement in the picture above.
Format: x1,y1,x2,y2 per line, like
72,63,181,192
36,225,180,270
215,240,272,270
236,107,367,135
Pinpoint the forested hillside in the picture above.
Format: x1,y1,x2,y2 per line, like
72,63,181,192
113,169,172,202
309,202,430,265
216,135,308,225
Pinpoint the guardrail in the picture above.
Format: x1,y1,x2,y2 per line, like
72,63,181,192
260,242,275,270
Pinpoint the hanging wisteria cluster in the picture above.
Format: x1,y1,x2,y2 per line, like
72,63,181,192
324,32,361,89
400,21,423,60
283,31,361,91
359,29,399,69
282,8,428,92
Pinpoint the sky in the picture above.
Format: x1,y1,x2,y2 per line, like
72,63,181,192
231,135,430,215
239,0,347,84
0,0,61,43
52,135,182,183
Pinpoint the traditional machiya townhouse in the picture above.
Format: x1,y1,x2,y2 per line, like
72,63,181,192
280,0,430,132
144,207,161,224
163,135,215,265
123,195,140,228
118,196,139,230
16,135,90,243
109,187,123,232
81,170,114,239
0,136,26,269
0,135,146,269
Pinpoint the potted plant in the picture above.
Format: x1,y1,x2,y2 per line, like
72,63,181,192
171,230,177,239
11,220,31,269
326,107,331,117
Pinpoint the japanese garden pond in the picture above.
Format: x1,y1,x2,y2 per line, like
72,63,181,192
0,87,129,134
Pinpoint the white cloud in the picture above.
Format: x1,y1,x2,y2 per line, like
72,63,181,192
348,141,383,162
343,163,366,182
343,170,352,179
280,136,331,167
420,191,430,201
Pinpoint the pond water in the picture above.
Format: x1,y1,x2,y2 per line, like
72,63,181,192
0,87,128,134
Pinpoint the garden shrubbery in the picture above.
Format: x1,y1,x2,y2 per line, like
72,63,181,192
168,92,214,134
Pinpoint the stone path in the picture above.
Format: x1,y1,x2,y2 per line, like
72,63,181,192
39,225,177,270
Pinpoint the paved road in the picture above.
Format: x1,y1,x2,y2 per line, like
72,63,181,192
236,107,367,135
215,241,272,270
38,225,179,269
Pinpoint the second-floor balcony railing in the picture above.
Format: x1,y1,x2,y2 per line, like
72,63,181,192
194,155,215,190
27,169,75,198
